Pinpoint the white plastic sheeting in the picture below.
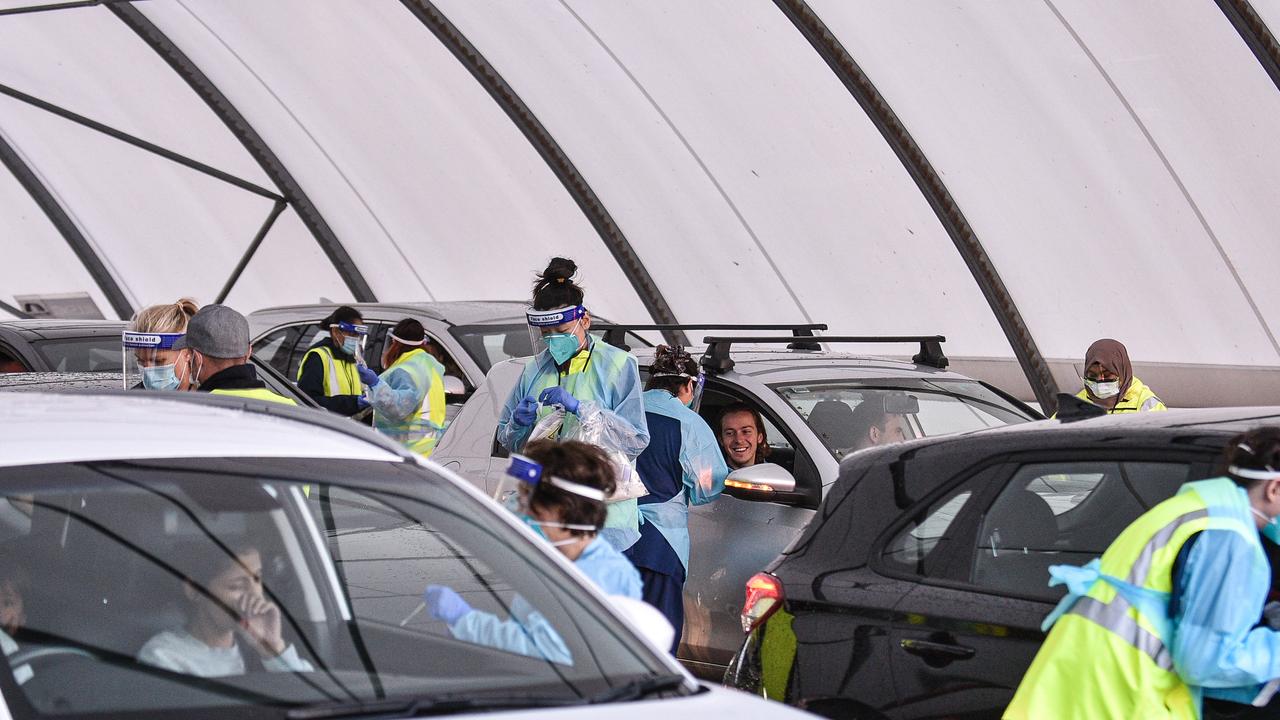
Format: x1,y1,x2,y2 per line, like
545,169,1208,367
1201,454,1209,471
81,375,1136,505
436,0,1009,357
1,0,1278,396
140,0,651,324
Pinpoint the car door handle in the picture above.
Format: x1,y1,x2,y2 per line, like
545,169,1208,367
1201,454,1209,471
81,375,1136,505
899,638,975,660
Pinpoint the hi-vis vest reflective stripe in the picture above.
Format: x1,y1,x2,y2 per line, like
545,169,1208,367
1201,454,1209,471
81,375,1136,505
375,348,445,457
1005,478,1257,720
298,346,360,397
210,387,298,405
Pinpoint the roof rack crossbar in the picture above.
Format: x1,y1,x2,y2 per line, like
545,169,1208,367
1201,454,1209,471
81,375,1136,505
699,335,948,373
595,323,827,350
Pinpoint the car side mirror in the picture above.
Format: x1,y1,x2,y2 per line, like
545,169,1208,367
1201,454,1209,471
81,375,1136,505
724,463,796,501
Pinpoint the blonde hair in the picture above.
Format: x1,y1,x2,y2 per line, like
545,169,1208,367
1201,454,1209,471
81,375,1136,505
128,298,199,334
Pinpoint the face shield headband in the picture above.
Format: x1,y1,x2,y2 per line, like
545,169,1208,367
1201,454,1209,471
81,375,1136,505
1229,465,1280,481
506,454,607,505
525,305,586,328
330,321,369,336
122,331,184,351
651,369,706,410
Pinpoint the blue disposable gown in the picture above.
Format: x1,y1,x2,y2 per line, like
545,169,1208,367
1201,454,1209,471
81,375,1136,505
448,537,642,665
496,337,649,550
630,389,728,573
1172,525,1280,705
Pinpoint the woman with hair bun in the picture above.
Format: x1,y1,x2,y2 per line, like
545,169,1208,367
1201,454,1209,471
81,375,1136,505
121,298,200,390
497,257,649,551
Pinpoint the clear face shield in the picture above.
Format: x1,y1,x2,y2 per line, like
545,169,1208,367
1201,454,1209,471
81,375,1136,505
121,331,186,391
330,321,370,365
498,453,603,514
525,305,587,362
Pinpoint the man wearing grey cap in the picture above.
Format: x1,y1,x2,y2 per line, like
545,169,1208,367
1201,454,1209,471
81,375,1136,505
174,305,296,405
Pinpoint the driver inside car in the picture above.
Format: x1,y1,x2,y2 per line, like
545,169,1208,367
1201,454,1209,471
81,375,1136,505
0,555,32,685
138,543,313,678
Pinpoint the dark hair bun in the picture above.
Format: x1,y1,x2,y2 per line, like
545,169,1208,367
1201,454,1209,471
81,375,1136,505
542,257,577,283
532,257,585,310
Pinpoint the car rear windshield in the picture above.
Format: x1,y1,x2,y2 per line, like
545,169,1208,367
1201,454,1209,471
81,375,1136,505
0,458,665,720
32,337,120,373
773,378,1034,460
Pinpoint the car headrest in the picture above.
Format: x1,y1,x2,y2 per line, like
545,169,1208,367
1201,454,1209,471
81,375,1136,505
988,489,1058,551
502,330,530,358
807,400,858,450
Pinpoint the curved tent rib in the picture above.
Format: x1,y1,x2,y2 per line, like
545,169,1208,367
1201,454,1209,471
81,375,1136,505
0,129,132,319
1217,0,1280,93
402,0,685,345
777,0,1061,412
108,1,378,304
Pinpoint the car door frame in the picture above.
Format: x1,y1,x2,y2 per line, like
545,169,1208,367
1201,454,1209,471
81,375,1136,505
869,444,1218,717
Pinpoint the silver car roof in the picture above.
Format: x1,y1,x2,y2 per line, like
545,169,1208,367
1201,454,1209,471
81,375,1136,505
630,345,978,384
248,301,530,335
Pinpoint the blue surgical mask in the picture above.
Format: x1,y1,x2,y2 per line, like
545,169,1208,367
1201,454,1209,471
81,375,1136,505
1251,507,1280,544
341,336,361,356
141,364,180,391
545,333,582,365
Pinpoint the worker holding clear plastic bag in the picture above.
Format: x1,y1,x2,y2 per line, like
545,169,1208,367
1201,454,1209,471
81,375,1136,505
496,257,649,551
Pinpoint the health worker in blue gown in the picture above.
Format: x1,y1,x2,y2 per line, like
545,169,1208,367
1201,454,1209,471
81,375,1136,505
496,257,649,551
626,345,727,652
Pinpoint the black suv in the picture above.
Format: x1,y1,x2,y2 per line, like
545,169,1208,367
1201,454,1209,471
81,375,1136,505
727,407,1280,719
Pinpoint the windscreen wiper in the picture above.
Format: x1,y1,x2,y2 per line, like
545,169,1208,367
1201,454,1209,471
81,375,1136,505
588,674,691,704
285,693,584,720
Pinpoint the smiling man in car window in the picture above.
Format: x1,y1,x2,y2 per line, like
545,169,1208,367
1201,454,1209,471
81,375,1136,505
719,405,771,470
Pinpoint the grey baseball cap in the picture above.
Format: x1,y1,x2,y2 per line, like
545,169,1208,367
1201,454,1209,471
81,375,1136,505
172,304,250,358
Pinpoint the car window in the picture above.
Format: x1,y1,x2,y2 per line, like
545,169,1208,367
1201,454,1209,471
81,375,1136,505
773,379,1033,460
31,337,119,373
253,325,306,377
970,461,1193,601
0,459,666,718
882,488,974,577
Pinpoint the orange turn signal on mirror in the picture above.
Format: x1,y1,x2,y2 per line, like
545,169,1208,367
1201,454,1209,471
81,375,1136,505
725,479,775,492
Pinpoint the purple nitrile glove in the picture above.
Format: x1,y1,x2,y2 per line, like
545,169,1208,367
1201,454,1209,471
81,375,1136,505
512,396,539,426
423,585,472,624
538,387,579,415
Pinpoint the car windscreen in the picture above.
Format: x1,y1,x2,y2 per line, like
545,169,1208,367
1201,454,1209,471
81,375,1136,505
31,337,120,373
0,458,666,719
773,378,1034,460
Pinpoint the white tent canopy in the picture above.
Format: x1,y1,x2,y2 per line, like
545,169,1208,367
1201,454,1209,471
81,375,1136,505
1,0,1278,408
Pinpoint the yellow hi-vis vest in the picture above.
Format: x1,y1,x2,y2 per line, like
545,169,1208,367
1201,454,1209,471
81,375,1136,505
1005,477,1260,720
210,387,298,405
298,345,360,397
373,348,446,457
1075,375,1167,413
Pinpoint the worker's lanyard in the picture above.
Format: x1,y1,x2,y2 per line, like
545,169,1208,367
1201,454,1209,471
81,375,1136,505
556,338,595,393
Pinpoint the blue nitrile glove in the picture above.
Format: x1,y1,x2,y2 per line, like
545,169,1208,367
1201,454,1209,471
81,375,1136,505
424,585,472,624
357,365,380,387
512,396,539,426
538,387,580,414
356,396,370,410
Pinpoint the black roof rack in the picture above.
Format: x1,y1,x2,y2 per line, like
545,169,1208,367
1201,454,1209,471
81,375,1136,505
594,323,827,351
700,335,948,374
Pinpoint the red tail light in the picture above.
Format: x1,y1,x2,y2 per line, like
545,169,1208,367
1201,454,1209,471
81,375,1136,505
741,572,784,633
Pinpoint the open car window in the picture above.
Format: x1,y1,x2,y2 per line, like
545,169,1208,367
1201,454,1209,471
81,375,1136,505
0,458,665,719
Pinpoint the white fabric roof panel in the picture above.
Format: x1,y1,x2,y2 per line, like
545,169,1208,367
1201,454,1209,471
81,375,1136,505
0,136,113,319
809,0,1280,367
221,208,355,313
437,0,1011,356
0,95,277,311
137,0,652,324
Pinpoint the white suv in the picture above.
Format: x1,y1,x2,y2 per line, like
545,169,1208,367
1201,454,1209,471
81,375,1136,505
0,392,812,718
